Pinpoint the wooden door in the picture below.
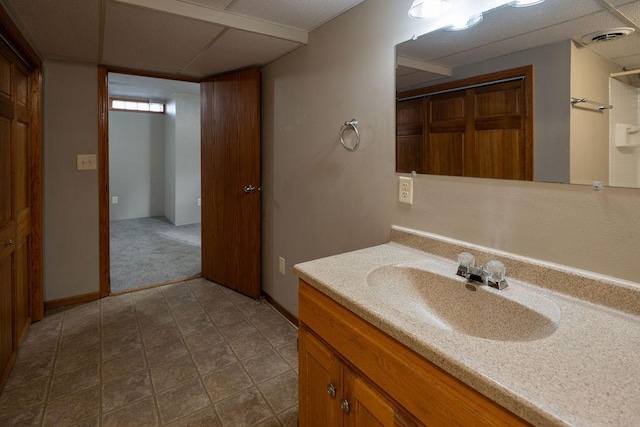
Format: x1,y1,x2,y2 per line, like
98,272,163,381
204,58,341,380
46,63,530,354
426,91,466,176
200,68,261,299
0,40,32,386
343,369,417,427
299,326,343,427
396,98,426,174
467,80,530,180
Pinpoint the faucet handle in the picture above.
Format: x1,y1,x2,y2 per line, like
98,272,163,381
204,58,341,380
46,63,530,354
486,260,508,289
456,252,475,278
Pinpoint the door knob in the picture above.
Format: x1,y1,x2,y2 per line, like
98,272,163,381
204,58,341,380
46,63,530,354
244,185,256,193
6,239,13,246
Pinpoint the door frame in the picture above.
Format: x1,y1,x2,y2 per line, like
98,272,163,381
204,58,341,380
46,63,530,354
0,5,44,321
97,66,201,297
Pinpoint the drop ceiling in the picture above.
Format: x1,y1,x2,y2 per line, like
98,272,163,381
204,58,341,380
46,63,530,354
0,0,367,79
397,0,640,92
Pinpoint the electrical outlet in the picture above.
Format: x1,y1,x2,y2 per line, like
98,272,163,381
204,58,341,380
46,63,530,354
112,196,118,204
399,176,413,205
279,257,285,275
76,154,97,171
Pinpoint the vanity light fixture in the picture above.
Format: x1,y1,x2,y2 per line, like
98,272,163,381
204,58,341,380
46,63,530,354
446,13,483,31
510,0,545,7
408,0,453,19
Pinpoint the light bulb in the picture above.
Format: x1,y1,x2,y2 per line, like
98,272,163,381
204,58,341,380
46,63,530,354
408,0,453,20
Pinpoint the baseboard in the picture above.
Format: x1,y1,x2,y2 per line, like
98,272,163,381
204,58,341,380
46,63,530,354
44,291,101,309
263,291,298,326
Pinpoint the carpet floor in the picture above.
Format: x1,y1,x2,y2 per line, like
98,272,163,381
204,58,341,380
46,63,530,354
110,216,201,293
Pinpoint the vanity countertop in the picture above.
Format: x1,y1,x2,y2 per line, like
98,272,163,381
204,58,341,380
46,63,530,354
293,226,640,426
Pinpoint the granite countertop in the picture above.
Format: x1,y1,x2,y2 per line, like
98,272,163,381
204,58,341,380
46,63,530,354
293,226,640,426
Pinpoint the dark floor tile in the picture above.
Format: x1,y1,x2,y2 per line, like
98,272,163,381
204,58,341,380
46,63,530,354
199,297,234,314
242,350,291,384
254,418,281,427
234,299,274,317
258,370,298,413
260,322,298,347
140,322,182,348
42,386,100,427
55,346,101,374
201,362,252,403
165,406,221,427
146,336,190,366
0,405,43,426
182,326,223,353
156,379,211,424
102,348,147,381
102,331,144,360
4,351,55,389
214,387,274,427
70,417,100,427
227,330,273,360
61,314,100,336
101,293,133,312
191,343,237,375
58,329,101,354
279,405,298,427
0,377,49,417
175,312,214,335
248,309,289,330
276,341,298,369
49,362,101,400
150,355,199,392
102,397,159,427
218,318,258,341
206,305,246,327
102,370,153,412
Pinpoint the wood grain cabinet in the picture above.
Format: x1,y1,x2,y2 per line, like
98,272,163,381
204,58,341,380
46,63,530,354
298,280,530,426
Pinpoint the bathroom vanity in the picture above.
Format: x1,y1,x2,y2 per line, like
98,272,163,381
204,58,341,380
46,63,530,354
294,226,640,426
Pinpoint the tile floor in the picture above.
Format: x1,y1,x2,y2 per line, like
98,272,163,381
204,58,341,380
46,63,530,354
0,278,299,426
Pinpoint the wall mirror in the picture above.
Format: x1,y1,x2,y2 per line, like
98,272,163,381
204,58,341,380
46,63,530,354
396,0,640,189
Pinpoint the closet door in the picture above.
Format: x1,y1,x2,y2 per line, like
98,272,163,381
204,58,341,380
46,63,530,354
0,40,32,388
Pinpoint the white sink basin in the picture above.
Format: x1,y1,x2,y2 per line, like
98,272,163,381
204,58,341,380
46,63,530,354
366,263,561,342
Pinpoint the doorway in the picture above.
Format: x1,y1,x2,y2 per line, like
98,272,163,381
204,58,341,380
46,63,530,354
106,72,202,293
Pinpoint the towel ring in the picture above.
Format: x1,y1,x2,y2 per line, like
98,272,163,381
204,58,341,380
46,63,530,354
340,119,360,152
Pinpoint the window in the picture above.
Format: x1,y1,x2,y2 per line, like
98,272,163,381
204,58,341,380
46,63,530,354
110,97,165,114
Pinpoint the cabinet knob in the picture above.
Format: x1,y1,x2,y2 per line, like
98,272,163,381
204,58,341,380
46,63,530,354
340,397,350,413
326,383,336,398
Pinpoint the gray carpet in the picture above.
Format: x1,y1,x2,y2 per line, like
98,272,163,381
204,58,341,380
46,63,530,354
110,216,201,293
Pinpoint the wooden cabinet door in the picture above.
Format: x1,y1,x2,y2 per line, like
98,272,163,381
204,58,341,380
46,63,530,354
343,369,418,427
299,326,343,427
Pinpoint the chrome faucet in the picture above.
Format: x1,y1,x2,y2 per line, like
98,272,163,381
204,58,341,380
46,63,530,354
456,252,508,290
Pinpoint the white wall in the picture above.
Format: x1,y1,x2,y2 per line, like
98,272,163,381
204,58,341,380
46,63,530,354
164,98,177,224
164,93,201,226
261,0,640,317
109,111,165,221
43,60,99,300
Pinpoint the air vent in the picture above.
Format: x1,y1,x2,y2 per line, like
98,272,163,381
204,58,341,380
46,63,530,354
581,27,635,44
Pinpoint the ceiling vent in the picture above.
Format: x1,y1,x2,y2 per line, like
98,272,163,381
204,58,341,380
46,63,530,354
581,27,635,44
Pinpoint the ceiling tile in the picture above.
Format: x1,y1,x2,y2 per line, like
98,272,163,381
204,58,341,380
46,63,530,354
102,0,225,72
616,1,640,25
183,28,300,75
176,0,235,9
6,0,100,62
228,0,366,30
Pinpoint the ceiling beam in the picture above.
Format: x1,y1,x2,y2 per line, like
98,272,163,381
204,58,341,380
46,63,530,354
113,0,308,44
397,55,452,77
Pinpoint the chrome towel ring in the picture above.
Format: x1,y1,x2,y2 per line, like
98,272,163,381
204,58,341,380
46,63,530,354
339,119,360,152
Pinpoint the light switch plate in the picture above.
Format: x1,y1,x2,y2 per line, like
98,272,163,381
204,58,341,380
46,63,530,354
399,176,413,205
77,154,97,171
